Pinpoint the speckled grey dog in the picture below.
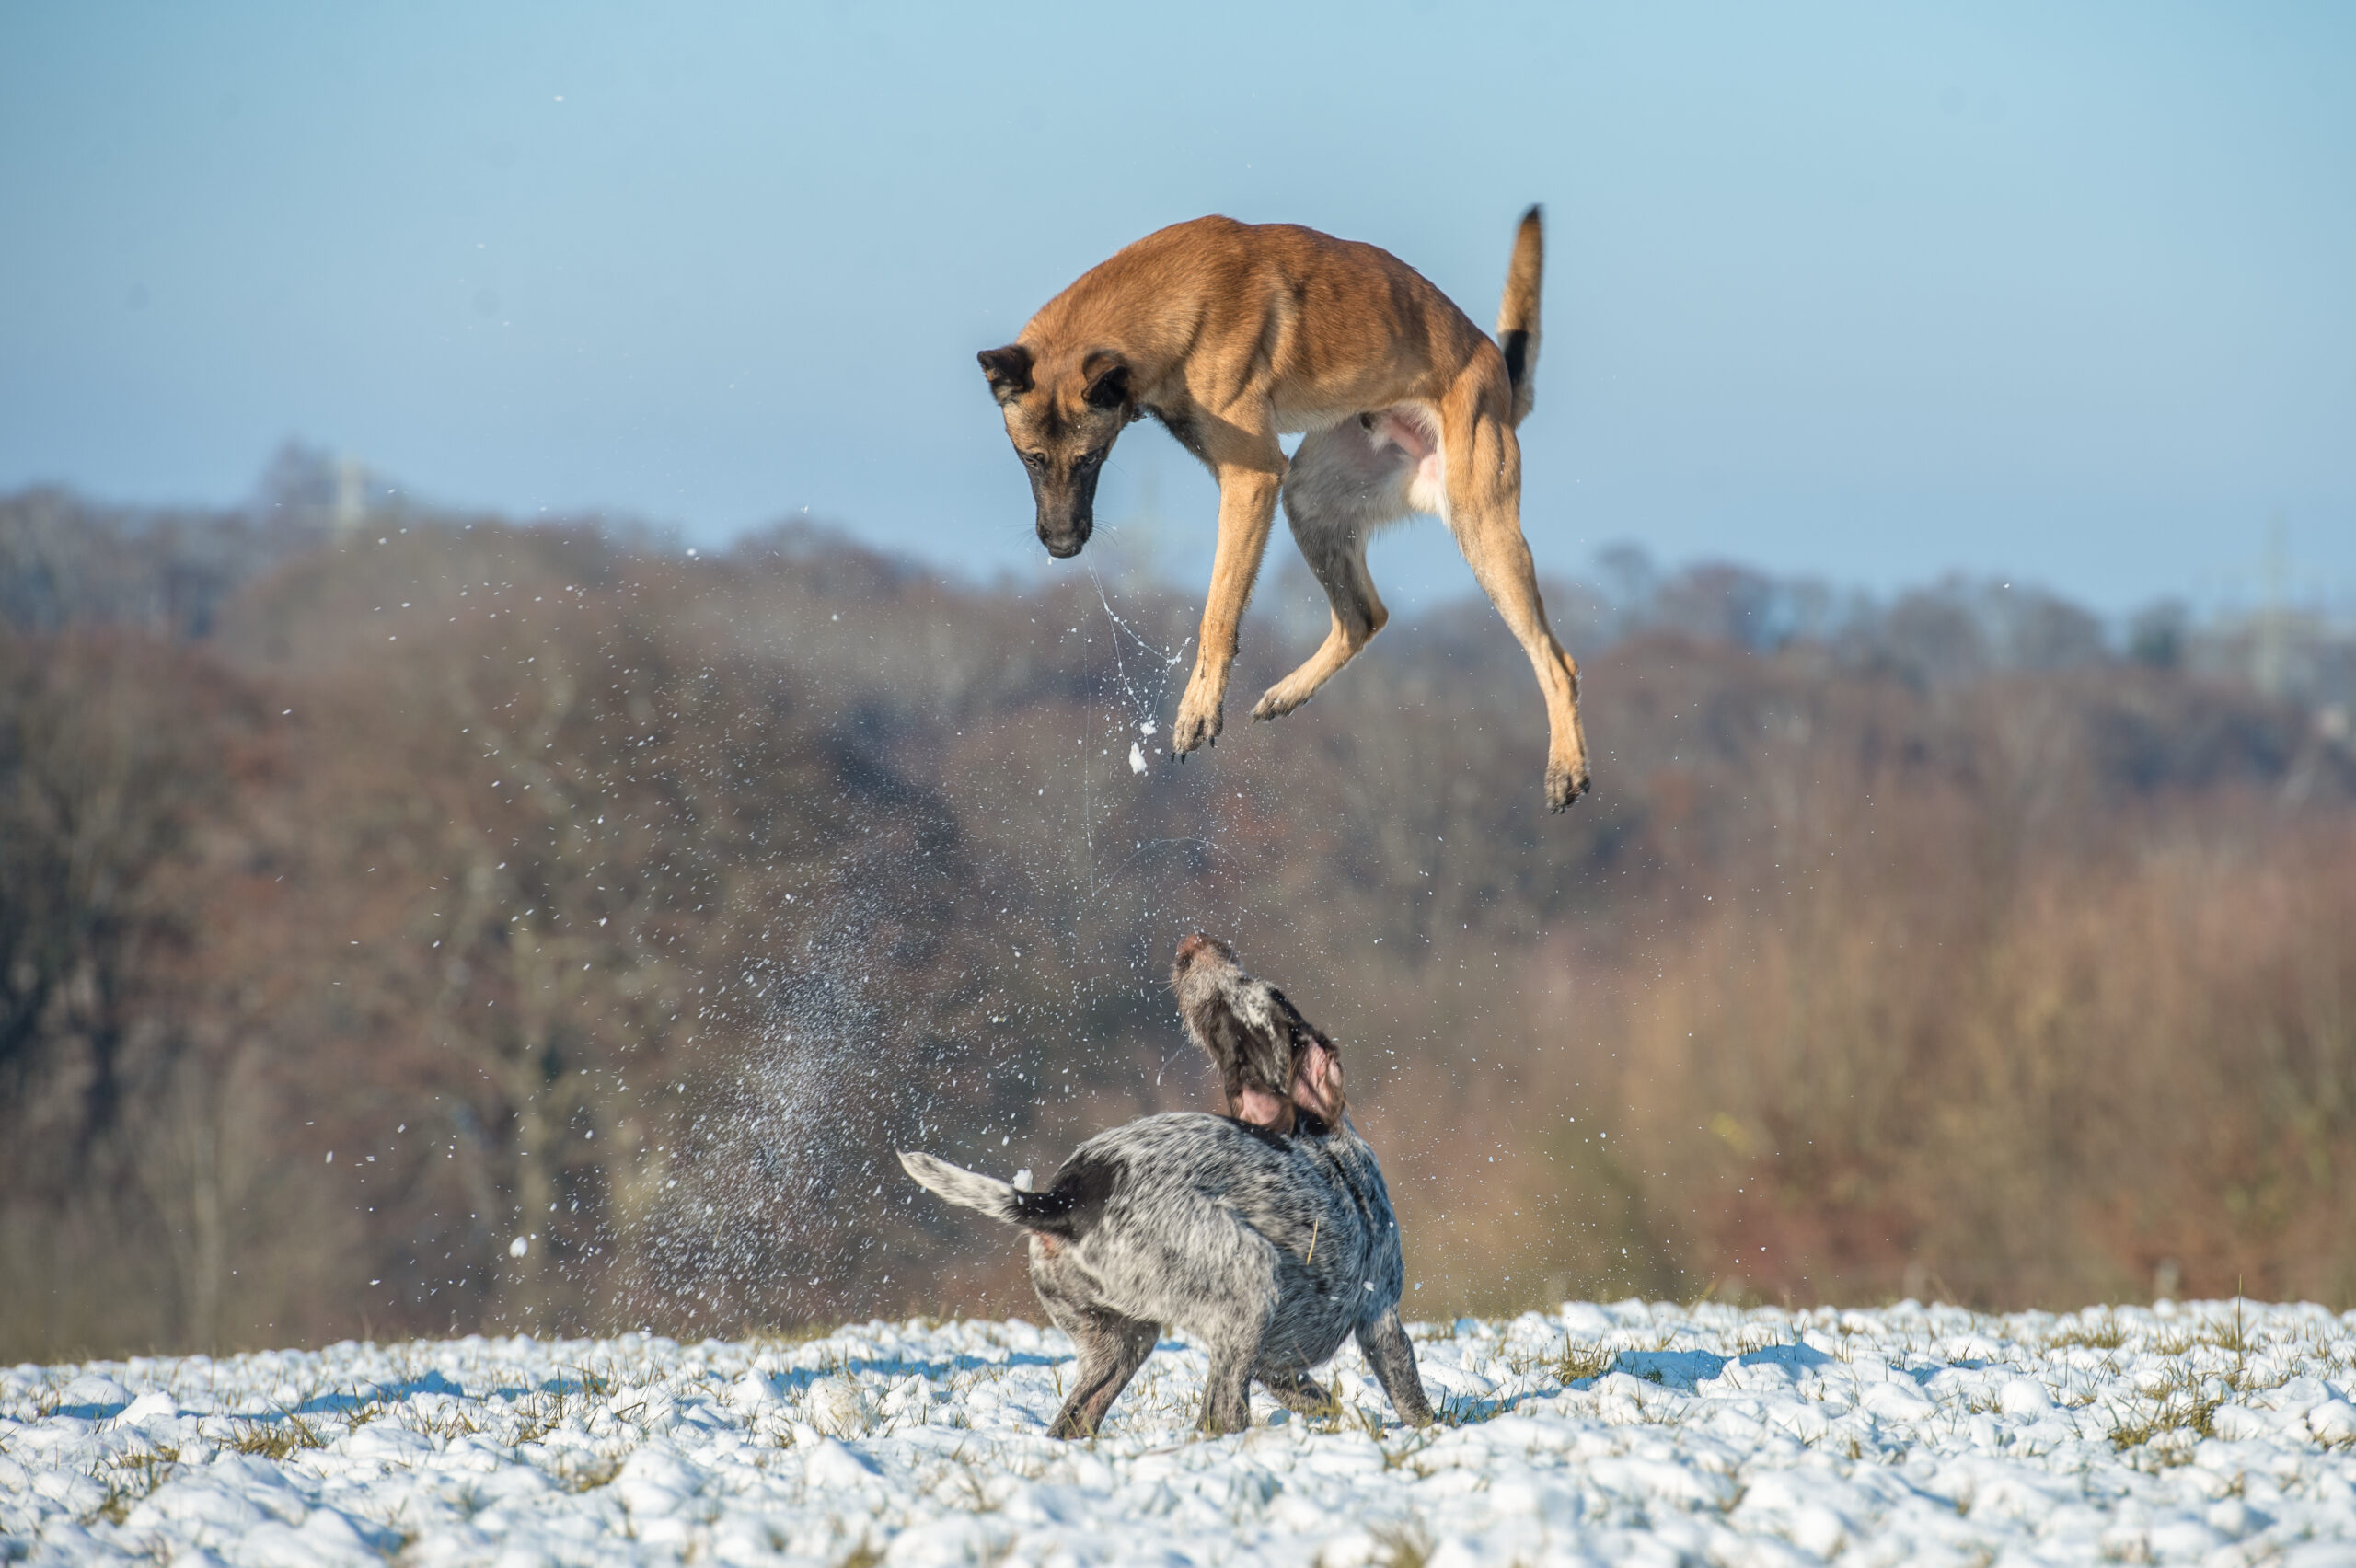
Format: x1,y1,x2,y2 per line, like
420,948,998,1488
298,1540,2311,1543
899,935,1432,1437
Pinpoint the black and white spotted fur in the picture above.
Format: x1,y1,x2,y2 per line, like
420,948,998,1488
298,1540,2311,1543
899,937,1431,1437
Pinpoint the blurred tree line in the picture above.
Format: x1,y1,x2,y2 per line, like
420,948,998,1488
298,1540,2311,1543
4,447,2354,1360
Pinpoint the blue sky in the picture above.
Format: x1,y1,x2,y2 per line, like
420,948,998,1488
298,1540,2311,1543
3,2,2350,614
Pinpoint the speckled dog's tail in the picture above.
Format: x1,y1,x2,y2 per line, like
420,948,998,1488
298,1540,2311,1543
898,1150,1104,1238
898,1150,1028,1225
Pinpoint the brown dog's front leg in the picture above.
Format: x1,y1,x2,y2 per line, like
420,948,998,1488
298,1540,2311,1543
1357,1307,1434,1427
1172,455,1284,757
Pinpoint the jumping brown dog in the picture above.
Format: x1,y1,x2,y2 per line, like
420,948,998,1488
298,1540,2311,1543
978,209,1590,810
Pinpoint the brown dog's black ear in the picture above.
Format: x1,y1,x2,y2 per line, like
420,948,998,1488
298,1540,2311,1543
978,343,1034,404
1081,350,1132,411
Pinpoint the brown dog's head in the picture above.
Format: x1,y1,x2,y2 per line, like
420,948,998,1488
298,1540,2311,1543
1170,932,1345,1136
976,342,1136,559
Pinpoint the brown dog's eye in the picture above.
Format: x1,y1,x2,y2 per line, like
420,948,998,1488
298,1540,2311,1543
1074,449,1103,470
1023,452,1049,470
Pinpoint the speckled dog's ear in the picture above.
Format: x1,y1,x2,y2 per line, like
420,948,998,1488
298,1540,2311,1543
1172,937,1345,1133
1293,1030,1344,1124
1262,986,1344,1124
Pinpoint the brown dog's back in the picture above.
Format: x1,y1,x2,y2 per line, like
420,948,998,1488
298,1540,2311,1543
1022,216,1506,436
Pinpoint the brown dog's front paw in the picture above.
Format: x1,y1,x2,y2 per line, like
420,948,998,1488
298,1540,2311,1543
1545,762,1592,813
1170,688,1225,755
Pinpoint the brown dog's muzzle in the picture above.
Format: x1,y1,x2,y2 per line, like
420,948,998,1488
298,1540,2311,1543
1029,462,1102,559
1035,510,1092,559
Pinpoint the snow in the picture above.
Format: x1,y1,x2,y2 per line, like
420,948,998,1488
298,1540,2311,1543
7,1299,2356,1564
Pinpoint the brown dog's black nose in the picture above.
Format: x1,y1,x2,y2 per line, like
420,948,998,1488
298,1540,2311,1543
1174,932,1213,968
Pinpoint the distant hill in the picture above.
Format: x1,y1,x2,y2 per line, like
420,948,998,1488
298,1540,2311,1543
3,465,2353,1358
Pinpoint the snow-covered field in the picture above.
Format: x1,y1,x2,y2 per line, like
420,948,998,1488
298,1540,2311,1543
8,1301,2356,1567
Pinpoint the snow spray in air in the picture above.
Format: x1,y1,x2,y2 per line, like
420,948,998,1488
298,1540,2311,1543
591,559,1258,1332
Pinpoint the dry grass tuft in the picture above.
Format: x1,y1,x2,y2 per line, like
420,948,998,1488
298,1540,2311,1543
1370,1516,1435,1568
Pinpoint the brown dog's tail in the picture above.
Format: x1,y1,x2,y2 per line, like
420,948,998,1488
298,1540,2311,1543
1496,205,1543,427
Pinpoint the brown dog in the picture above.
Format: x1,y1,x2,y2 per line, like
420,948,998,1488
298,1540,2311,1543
978,210,1590,810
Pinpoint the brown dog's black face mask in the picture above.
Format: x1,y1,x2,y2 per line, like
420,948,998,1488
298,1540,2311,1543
978,343,1134,559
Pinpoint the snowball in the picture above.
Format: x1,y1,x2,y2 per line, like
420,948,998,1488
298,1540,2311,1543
727,1370,782,1412
2310,1399,2356,1443
119,1390,177,1424
806,1374,869,1439
803,1435,881,1485
1998,1378,2051,1414
60,1374,133,1414
2212,1403,2273,1440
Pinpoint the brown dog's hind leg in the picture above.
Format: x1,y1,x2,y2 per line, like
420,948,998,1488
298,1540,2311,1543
1172,432,1287,757
1442,398,1591,810
1253,421,1413,723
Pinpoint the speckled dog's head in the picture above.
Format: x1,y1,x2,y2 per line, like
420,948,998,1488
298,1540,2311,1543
1171,934,1345,1135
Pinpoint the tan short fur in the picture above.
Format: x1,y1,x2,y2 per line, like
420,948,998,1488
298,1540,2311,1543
980,209,1590,811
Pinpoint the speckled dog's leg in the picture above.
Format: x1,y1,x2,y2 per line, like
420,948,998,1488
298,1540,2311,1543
1197,1299,1273,1435
1357,1307,1433,1427
1256,1366,1337,1418
1059,1309,1159,1438
1032,1246,1161,1438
